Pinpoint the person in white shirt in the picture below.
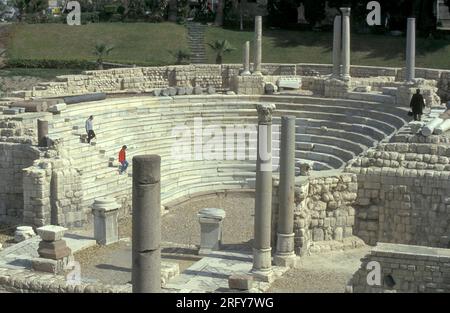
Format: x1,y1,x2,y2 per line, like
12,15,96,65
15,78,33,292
85,115,96,143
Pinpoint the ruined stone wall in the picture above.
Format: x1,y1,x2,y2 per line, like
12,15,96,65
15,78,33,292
15,64,450,100
272,173,358,255
350,243,450,293
346,141,450,248
0,117,41,225
0,143,40,224
22,157,84,228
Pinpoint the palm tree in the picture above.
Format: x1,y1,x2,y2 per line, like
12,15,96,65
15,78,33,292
93,43,114,70
170,49,191,65
207,39,235,64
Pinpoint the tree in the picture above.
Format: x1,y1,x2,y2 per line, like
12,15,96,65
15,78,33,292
207,39,234,64
170,49,190,64
214,0,224,26
168,0,177,22
93,43,114,70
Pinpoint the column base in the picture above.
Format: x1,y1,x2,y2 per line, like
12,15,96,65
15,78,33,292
342,75,351,82
198,248,213,256
273,253,297,268
274,233,297,268
241,70,251,76
252,71,263,76
252,247,272,268
251,268,275,283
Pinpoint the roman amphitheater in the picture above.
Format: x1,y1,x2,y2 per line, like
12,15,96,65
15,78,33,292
0,15,450,293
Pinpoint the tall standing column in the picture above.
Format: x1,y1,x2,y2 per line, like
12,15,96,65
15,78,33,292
406,18,416,82
242,41,251,75
37,119,48,147
253,16,263,75
332,15,342,79
132,155,161,293
252,103,276,281
340,7,351,81
274,116,297,268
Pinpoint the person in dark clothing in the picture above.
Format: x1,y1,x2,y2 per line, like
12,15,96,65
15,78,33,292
410,89,425,121
85,115,96,143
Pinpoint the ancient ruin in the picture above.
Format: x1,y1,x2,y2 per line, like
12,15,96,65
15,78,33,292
0,12,449,293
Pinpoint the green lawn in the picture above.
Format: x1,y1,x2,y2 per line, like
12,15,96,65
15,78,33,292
7,23,189,66
6,23,450,70
205,27,450,69
0,68,82,79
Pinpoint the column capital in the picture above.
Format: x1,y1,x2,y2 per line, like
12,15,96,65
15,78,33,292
340,7,351,15
256,103,276,124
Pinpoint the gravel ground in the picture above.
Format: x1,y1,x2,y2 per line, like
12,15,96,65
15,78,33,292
161,192,255,250
0,224,16,249
74,192,255,284
268,247,370,293
72,192,370,292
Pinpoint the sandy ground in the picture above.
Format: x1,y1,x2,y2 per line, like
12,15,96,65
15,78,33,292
268,247,370,293
73,192,369,292
75,192,255,284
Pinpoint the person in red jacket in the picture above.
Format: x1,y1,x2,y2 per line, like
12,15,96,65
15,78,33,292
118,145,128,174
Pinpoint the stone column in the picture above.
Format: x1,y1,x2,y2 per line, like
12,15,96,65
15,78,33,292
406,18,416,82
252,103,276,281
37,119,48,147
253,16,263,75
340,8,351,81
132,155,161,293
92,197,119,245
332,15,342,79
274,116,297,268
242,41,251,75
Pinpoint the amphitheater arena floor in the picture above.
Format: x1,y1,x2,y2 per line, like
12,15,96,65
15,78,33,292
74,192,369,292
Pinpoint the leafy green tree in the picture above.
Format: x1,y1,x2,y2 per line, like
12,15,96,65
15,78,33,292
207,39,234,64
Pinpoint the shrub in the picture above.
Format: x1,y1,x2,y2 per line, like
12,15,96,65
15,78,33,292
6,59,97,70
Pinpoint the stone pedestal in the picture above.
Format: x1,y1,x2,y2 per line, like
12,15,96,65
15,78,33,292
33,225,72,274
340,8,351,81
14,226,36,243
92,197,120,245
197,208,226,255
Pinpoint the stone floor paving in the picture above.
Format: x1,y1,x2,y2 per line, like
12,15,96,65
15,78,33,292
164,250,289,293
0,232,96,270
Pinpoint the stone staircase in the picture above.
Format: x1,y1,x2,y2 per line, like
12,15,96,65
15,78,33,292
187,22,207,64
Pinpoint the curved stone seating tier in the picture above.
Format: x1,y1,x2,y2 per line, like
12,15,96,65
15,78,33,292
46,94,408,212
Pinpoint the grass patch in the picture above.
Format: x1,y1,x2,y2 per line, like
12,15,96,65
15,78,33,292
7,23,189,66
0,68,83,79
5,23,450,69
205,27,450,69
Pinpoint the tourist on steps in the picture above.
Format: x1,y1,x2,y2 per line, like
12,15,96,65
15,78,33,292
410,89,425,121
85,115,96,143
118,145,129,175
